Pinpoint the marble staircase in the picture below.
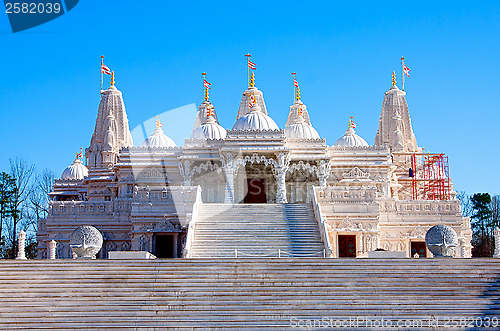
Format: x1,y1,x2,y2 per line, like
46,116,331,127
189,203,325,258
0,259,499,329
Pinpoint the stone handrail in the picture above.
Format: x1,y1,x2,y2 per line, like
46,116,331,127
183,186,202,258
311,186,333,257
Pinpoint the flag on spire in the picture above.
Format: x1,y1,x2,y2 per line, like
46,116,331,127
155,116,163,129
101,63,111,75
203,78,211,89
403,63,411,77
349,117,356,129
293,78,299,88
248,60,256,70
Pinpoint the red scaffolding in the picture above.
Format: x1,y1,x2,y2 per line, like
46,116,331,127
410,153,451,201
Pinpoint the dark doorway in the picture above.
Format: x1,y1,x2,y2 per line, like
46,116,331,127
411,241,427,258
244,179,267,203
155,234,175,258
338,235,357,257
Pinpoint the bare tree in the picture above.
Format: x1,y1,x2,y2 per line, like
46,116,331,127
25,169,54,231
456,191,473,218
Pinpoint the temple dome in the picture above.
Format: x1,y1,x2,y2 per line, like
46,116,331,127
191,116,227,140
232,103,279,131
61,159,88,180
140,126,176,148
334,127,369,147
285,118,320,140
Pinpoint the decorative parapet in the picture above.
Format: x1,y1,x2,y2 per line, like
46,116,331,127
379,199,462,216
314,186,378,203
49,201,116,216
341,167,371,182
329,145,389,152
183,138,226,148
226,129,284,137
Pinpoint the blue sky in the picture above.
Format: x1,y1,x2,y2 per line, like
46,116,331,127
0,1,499,195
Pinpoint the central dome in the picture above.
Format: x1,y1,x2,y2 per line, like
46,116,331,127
140,126,176,148
232,103,279,131
334,127,369,147
191,116,227,140
285,121,320,139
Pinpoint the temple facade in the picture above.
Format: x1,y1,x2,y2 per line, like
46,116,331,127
37,69,472,259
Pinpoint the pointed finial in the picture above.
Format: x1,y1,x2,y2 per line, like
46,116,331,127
155,115,163,129
250,72,255,87
296,85,300,101
111,71,115,86
202,72,209,101
392,71,396,86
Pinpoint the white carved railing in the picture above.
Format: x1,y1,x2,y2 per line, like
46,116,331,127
183,186,202,258
311,186,333,258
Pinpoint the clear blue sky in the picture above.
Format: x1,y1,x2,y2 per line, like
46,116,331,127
0,1,499,195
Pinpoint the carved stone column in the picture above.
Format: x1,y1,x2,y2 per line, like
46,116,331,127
275,152,290,204
48,240,57,260
178,160,193,186
16,230,27,260
221,152,236,203
317,159,331,187
494,227,500,258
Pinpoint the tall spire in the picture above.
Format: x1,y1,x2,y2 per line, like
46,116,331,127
111,71,115,86
87,75,133,170
374,76,418,152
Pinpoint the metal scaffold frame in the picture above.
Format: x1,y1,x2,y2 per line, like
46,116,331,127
394,152,451,201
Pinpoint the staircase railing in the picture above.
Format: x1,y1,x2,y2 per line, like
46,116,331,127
311,186,333,257
183,186,202,258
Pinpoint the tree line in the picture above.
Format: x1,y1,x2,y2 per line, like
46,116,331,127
0,158,54,259
457,191,500,257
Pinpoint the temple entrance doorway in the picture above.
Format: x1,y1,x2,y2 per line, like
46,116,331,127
338,235,356,257
154,234,175,258
244,179,267,203
411,241,427,258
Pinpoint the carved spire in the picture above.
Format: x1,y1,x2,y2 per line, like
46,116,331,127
374,77,418,152
87,78,133,169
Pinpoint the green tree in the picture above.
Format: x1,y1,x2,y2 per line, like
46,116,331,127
470,193,493,257
0,172,15,254
7,158,35,259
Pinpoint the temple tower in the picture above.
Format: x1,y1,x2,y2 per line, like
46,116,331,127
374,72,419,153
86,72,133,170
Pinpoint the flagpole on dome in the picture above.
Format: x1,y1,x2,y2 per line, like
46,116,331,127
292,72,297,102
100,56,104,92
245,54,251,88
401,56,405,91
202,72,207,101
